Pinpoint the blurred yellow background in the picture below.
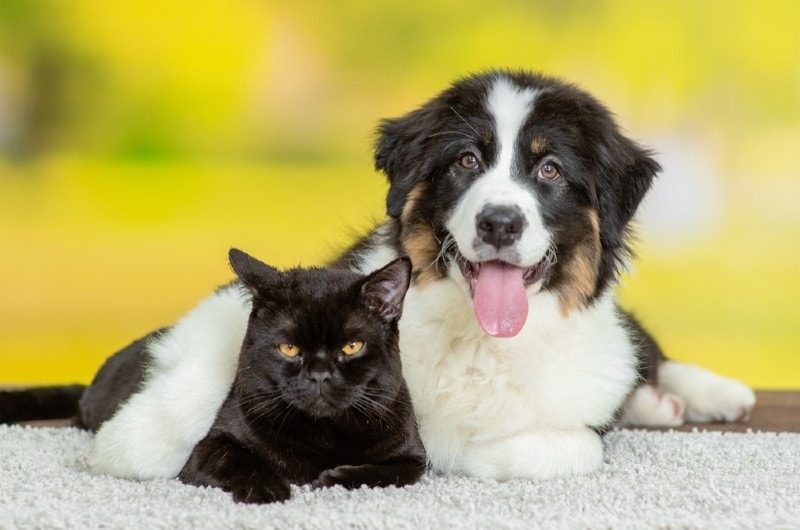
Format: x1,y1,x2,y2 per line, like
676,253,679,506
1,0,798,388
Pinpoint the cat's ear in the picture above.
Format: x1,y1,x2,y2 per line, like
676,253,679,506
361,257,412,322
229,248,280,294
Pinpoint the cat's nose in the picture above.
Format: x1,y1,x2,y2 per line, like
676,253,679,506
307,369,331,386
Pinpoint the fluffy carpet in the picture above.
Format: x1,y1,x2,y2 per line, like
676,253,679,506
1,425,798,529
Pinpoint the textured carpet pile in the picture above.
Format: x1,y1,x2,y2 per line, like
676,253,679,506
1,425,798,529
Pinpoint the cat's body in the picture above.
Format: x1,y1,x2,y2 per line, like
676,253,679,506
177,249,425,503
1,249,425,504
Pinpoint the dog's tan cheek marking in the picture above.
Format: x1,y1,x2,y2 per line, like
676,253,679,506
400,183,426,224
399,183,440,287
558,210,601,316
402,224,440,287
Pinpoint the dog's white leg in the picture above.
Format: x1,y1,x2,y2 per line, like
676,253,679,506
456,427,603,480
619,384,686,427
657,360,756,423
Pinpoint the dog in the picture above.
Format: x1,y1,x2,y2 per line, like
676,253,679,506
331,70,755,478
4,70,756,481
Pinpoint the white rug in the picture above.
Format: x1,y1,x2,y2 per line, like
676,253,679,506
1,425,798,529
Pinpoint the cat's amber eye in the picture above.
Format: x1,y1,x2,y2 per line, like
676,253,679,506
278,343,300,357
341,341,364,356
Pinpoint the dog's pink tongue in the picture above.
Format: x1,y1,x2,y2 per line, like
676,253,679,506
473,261,529,338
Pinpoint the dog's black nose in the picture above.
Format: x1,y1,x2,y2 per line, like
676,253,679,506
476,206,525,248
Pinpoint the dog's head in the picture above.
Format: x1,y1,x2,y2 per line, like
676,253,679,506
375,70,659,337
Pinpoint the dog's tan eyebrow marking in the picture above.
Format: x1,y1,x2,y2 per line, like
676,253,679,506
531,136,549,156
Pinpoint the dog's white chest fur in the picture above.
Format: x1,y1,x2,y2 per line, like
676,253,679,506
398,274,637,476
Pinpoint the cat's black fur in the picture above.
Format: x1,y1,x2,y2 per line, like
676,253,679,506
176,249,426,503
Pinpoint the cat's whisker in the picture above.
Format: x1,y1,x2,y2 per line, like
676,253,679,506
349,399,380,425
237,390,283,409
247,399,285,419
352,391,402,425
271,398,298,436
238,389,294,424
359,388,405,404
340,406,358,426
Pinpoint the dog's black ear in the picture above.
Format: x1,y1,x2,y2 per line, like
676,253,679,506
596,133,660,251
375,108,435,218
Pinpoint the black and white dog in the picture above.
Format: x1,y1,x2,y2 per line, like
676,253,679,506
80,70,755,480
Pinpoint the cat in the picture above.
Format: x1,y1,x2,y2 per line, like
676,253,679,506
176,248,426,503
1,248,426,503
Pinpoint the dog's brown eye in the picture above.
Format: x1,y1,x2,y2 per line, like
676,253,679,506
459,153,480,170
538,162,560,181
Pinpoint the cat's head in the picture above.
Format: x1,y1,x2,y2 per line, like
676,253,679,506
229,248,411,419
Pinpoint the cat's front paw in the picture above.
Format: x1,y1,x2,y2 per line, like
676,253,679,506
312,465,373,490
229,474,291,504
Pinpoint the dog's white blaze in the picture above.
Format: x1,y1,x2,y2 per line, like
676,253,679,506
446,78,550,265
489,78,536,179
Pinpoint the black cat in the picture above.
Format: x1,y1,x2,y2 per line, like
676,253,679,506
0,249,426,503
177,249,426,503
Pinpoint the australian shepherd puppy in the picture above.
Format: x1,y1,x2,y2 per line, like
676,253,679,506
336,70,755,478
1,70,756,481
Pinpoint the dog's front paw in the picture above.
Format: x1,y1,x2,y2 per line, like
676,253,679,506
458,428,603,480
620,384,686,427
683,378,756,424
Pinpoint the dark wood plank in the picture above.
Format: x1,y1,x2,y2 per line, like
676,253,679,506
4,389,799,431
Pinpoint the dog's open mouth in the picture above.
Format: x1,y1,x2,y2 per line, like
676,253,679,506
456,248,556,338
